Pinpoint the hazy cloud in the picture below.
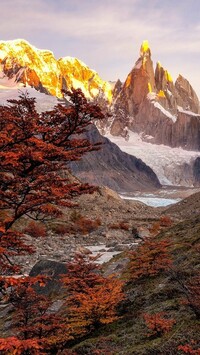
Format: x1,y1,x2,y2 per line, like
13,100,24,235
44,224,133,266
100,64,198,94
1,0,200,95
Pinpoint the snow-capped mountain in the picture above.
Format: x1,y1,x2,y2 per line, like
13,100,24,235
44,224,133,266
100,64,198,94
0,39,112,101
0,38,199,188
111,40,200,151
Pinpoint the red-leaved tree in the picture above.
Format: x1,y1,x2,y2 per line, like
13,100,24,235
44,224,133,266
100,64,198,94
62,254,125,337
128,238,172,282
0,89,104,352
0,89,104,274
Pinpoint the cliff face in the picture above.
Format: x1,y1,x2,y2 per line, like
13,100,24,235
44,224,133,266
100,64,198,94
112,41,200,151
133,95,200,150
193,157,200,186
69,125,161,192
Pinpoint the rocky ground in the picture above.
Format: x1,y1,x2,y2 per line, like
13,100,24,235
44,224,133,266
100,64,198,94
14,187,163,274
13,187,200,275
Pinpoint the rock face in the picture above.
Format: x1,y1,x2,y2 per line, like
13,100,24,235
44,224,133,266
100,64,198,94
112,40,200,151
29,259,68,295
0,39,112,101
175,75,200,113
133,95,200,150
69,125,161,192
193,157,200,186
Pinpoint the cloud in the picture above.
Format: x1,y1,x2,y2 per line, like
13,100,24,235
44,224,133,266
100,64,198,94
1,0,200,95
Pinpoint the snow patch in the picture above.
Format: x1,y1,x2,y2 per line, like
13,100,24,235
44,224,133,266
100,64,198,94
147,92,177,122
177,106,200,117
153,101,177,122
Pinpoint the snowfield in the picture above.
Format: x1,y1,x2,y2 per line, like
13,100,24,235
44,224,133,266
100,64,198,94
106,131,200,186
0,77,58,112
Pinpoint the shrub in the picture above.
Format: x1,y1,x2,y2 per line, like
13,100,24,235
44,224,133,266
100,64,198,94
178,342,200,354
109,221,129,231
149,222,161,235
70,210,83,222
50,223,70,236
160,215,173,227
128,238,172,281
24,221,47,238
143,312,176,337
72,217,101,235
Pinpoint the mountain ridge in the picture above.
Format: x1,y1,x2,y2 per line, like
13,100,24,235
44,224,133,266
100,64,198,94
0,38,199,186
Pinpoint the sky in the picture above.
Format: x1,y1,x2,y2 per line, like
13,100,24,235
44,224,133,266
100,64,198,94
1,0,200,97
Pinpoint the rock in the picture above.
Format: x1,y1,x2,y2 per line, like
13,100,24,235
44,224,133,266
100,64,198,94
193,157,200,186
106,241,118,248
75,246,91,255
114,40,155,118
109,244,129,252
29,259,68,295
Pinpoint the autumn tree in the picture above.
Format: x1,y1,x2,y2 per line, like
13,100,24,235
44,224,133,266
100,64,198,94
0,275,71,353
0,337,42,355
128,237,172,282
0,89,104,352
62,254,125,337
0,89,104,274
0,90,125,353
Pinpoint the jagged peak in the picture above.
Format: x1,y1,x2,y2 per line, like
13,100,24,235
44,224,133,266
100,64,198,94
140,40,151,57
155,61,173,83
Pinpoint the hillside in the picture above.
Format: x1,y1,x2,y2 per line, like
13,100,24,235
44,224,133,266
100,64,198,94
69,213,200,354
0,185,200,353
164,191,200,220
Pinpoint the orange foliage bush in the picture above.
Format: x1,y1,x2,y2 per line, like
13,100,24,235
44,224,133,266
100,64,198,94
109,221,129,231
72,217,101,234
178,342,200,354
62,254,125,336
143,312,176,337
128,237,172,281
0,337,42,355
160,215,173,227
24,221,47,238
51,223,70,236
149,222,161,235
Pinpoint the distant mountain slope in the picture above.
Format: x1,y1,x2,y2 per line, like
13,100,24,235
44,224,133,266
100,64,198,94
69,125,161,192
0,85,160,192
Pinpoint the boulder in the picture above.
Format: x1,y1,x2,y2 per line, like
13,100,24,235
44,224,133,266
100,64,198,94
29,259,68,295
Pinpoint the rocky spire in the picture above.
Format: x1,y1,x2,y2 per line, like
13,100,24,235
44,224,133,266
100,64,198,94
175,74,200,113
140,40,151,58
